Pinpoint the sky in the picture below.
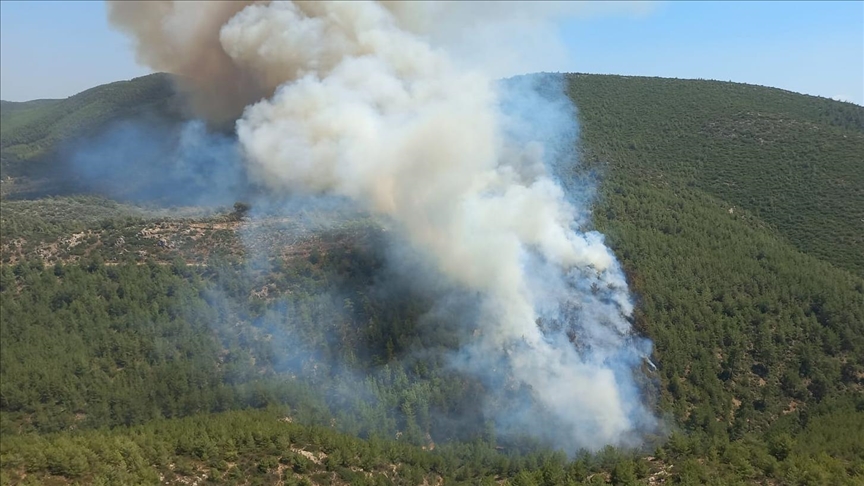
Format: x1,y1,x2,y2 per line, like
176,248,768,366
1,1,862,105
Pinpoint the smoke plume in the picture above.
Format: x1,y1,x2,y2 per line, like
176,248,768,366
108,0,657,451
67,118,248,206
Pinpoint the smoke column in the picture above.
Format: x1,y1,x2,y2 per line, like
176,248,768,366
108,0,657,451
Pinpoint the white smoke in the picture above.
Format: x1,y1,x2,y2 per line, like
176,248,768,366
108,0,657,451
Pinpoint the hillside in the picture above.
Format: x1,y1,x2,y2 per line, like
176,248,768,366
0,73,184,197
0,99,62,120
567,74,864,277
1,74,863,485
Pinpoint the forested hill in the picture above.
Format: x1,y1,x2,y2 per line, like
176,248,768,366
0,99,63,116
566,74,864,277
0,73,182,180
3,73,862,275
1,74,863,485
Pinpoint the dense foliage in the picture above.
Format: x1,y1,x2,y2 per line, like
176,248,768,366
0,73,181,171
2,408,661,486
1,74,863,485
566,74,864,276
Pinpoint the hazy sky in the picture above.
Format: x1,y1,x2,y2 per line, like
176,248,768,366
1,1,862,105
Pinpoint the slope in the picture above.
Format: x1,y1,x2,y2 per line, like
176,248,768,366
1,74,863,485
567,74,864,276
0,99,63,127
0,73,183,183
568,73,864,483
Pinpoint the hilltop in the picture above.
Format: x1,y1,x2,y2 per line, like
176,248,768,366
3,72,862,274
0,73,180,163
0,73,184,198
1,74,863,485
566,73,864,276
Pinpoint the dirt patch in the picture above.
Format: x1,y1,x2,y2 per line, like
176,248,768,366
291,448,327,465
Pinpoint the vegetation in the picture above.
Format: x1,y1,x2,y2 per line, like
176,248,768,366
0,73,183,196
1,408,663,486
0,73,181,171
1,73,863,485
566,74,864,276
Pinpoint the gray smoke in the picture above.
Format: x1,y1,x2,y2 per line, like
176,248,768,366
66,118,247,206
107,0,658,451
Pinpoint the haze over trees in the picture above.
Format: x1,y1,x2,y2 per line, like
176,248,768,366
1,73,863,485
